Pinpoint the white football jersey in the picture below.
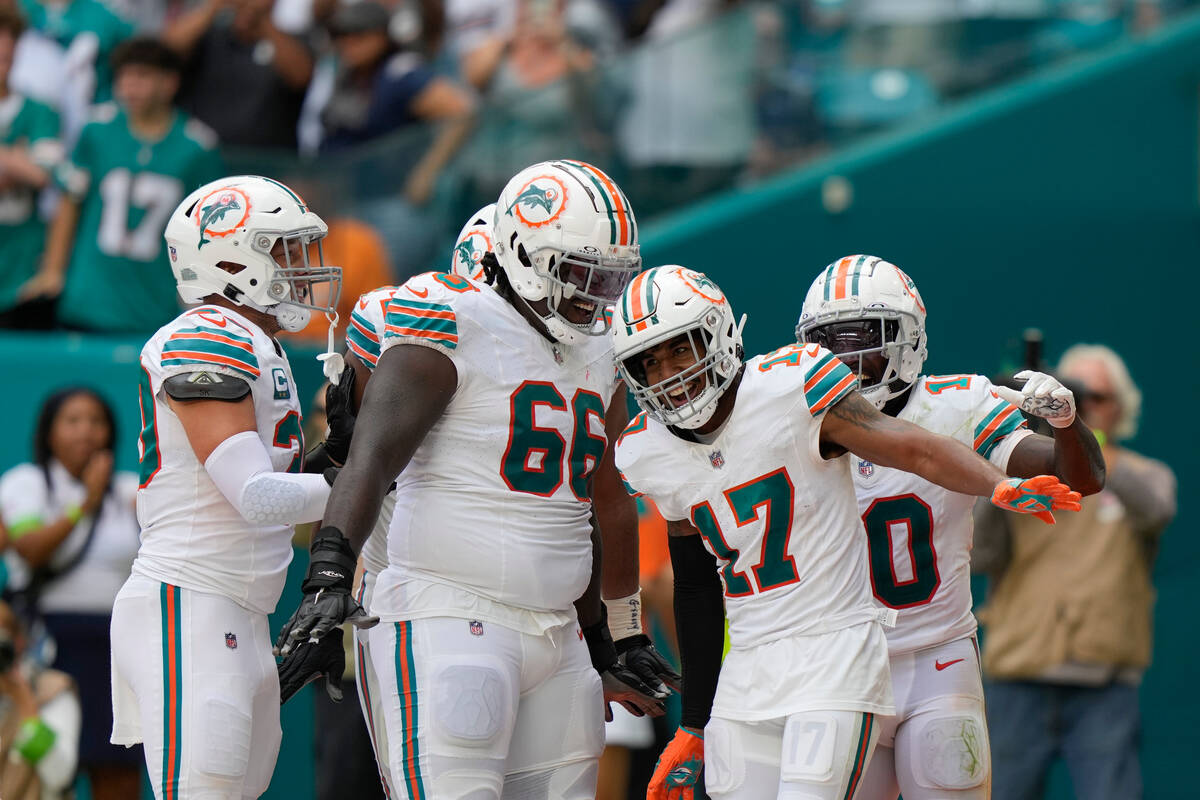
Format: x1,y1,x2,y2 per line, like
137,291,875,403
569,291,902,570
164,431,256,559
617,342,883,649
851,374,1032,655
345,285,401,577
134,304,304,615
370,271,619,623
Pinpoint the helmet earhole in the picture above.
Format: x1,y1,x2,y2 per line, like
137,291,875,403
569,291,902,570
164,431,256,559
249,279,258,286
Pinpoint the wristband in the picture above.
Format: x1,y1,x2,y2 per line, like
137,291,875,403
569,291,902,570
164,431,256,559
302,526,357,593
14,717,56,764
581,605,617,673
604,590,644,640
64,505,83,525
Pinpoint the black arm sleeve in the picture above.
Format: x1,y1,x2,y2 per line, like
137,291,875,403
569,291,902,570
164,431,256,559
669,533,725,730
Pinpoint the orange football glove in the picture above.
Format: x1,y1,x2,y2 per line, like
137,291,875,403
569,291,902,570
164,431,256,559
991,475,1082,524
648,726,704,800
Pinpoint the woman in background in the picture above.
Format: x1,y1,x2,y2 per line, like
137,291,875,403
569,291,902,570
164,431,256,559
0,388,140,800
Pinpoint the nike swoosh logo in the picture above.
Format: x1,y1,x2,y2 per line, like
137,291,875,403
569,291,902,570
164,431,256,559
408,286,429,298
358,297,369,310
935,658,965,671
195,311,227,328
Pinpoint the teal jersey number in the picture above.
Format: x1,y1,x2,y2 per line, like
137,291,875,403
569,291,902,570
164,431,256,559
861,494,939,608
273,411,304,474
501,382,609,498
690,467,800,597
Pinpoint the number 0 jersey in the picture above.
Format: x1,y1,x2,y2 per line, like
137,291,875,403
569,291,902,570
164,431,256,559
851,374,1031,655
134,305,304,615
371,272,618,628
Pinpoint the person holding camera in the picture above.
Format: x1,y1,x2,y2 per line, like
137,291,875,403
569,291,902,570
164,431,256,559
0,388,140,800
0,599,81,800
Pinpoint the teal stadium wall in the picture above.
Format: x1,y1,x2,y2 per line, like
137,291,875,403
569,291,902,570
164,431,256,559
0,11,1196,797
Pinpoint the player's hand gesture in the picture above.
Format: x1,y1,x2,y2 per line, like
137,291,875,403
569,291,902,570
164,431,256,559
991,475,1082,524
647,726,704,800
278,626,346,704
600,661,668,720
994,370,1076,428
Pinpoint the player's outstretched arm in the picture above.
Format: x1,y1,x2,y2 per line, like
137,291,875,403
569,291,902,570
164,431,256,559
996,371,1105,495
275,344,456,656
822,391,1081,523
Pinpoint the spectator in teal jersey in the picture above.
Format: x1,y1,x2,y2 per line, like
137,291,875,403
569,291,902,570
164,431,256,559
17,0,132,101
19,38,224,333
0,6,62,330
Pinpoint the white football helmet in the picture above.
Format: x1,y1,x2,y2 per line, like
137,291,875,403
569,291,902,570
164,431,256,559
613,266,746,430
450,204,495,281
493,160,641,345
795,255,928,408
164,175,341,333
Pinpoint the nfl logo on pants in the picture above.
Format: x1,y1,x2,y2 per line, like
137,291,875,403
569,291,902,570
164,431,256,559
225,632,238,649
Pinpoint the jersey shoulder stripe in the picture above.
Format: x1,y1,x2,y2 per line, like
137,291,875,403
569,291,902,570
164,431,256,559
161,309,261,379
347,310,382,369
974,401,1027,458
617,411,648,447
385,297,459,349
803,351,857,415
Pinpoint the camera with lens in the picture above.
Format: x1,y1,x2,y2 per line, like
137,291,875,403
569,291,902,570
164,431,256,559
0,629,16,674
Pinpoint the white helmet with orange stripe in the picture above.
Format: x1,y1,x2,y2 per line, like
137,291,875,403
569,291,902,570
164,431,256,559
613,266,746,430
164,175,341,333
796,255,928,409
450,204,495,281
493,160,641,345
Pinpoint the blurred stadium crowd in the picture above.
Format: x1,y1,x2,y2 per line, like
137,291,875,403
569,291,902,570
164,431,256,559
0,0,1191,337
0,0,1188,798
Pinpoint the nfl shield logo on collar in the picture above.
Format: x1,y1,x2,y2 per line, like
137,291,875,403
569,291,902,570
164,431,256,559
225,632,238,649
709,450,725,469
469,620,484,636
858,460,874,477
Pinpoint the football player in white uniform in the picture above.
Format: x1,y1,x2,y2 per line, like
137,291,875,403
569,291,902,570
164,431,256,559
795,256,1105,800
612,266,1081,800
274,161,678,799
110,175,343,799
278,205,505,798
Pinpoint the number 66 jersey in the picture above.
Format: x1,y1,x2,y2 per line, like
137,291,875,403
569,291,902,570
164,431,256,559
850,374,1031,655
370,271,618,630
616,343,894,721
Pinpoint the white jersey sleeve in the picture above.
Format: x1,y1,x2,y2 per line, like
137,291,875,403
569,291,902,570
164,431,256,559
133,305,305,615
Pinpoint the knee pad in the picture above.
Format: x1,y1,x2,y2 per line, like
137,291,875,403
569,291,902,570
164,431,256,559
780,712,839,785
906,710,989,791
197,697,253,780
432,662,511,745
500,760,598,800
703,719,745,796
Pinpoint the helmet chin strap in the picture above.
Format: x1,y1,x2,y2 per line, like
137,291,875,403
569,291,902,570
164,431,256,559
316,310,344,384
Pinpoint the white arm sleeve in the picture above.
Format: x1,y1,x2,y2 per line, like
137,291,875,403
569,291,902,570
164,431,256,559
35,690,81,791
204,431,331,525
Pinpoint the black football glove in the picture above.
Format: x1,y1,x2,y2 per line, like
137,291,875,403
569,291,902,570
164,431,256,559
304,363,358,473
582,609,668,721
616,634,682,694
274,526,377,657
278,626,345,704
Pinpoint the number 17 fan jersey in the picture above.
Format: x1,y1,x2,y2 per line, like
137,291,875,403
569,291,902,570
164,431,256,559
371,271,618,623
851,374,1031,655
134,304,304,615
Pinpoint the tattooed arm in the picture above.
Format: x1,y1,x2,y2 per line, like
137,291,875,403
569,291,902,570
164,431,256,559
819,390,1006,498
